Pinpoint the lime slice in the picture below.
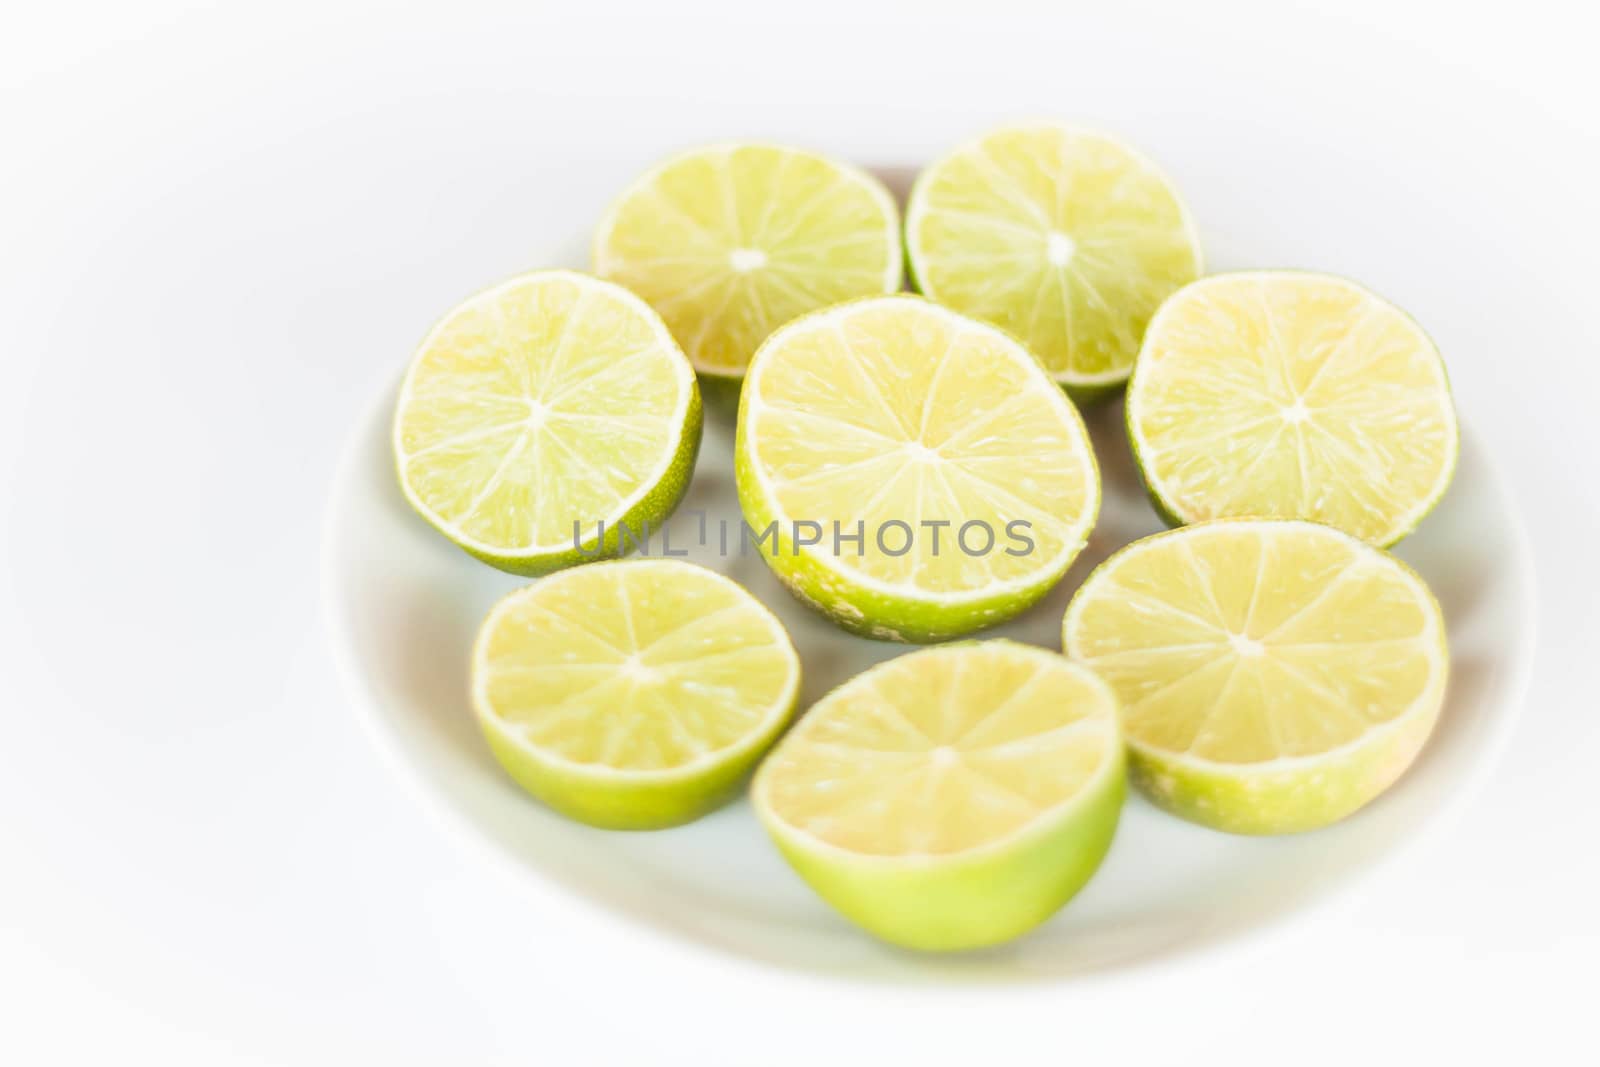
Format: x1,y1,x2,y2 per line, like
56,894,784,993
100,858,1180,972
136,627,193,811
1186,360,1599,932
393,271,701,575
735,296,1100,642
905,123,1201,395
1062,520,1448,835
593,143,902,379
472,559,801,829
1127,271,1458,546
753,640,1123,950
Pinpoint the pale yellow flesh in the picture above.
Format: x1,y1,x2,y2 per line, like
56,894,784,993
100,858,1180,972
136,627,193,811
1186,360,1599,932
395,272,692,553
908,124,1200,384
1064,521,1446,766
743,298,1098,596
757,642,1119,856
1129,273,1457,545
594,144,900,376
475,561,798,774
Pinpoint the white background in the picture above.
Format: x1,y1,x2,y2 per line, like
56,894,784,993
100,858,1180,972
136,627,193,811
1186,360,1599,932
3,1,1598,1063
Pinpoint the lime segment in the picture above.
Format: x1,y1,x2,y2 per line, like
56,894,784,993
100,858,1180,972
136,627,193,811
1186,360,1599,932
393,270,701,575
472,559,800,829
1126,271,1457,545
594,144,901,378
906,123,1201,391
735,296,1100,642
1063,519,1448,834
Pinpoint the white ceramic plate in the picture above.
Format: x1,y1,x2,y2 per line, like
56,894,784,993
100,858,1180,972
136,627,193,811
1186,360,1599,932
322,213,1533,984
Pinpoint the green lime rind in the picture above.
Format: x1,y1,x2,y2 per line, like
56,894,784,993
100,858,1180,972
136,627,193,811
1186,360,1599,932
752,641,1126,950
1126,707,1435,835
475,655,794,831
1122,416,1189,532
733,433,1080,643
694,372,744,419
760,766,1122,950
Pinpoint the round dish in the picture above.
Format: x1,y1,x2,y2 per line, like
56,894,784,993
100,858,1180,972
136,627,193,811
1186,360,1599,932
324,363,1532,980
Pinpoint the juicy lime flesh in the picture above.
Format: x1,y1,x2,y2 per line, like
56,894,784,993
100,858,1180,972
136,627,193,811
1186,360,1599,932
757,642,1119,855
396,273,691,553
908,124,1200,384
742,298,1098,596
1129,273,1457,545
476,561,797,773
595,144,900,376
1065,521,1446,766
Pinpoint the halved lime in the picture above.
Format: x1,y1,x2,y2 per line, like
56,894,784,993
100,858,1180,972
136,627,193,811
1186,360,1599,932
735,296,1100,642
906,122,1201,395
593,143,902,381
393,271,701,575
472,559,801,829
1126,271,1458,546
1063,519,1448,835
753,640,1123,951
